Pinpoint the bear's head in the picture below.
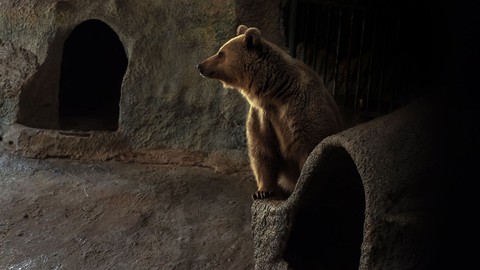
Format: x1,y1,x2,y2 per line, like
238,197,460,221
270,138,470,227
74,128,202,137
197,25,264,89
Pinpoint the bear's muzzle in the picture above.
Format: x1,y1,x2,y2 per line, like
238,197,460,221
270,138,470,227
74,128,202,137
196,63,208,78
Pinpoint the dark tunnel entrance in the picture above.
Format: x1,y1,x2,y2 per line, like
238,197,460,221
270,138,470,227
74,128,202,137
283,147,365,269
59,19,128,131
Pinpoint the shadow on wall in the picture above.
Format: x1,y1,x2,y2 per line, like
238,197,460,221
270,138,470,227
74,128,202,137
18,19,128,132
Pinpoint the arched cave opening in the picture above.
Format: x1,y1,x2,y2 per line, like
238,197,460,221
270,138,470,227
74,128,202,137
59,19,128,131
283,147,365,270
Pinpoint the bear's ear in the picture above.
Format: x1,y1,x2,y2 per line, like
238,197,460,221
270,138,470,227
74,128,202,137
244,27,261,49
237,25,248,35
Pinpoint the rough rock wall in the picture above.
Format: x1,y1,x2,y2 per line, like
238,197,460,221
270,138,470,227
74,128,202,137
0,0,286,166
251,94,475,269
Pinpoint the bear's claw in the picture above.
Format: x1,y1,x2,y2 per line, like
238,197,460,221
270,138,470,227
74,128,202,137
252,191,273,200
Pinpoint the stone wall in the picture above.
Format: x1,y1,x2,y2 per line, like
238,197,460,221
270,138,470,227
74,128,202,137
0,0,286,166
251,94,478,269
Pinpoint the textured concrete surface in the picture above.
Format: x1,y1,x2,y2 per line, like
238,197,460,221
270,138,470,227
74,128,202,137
3,1,478,270
0,150,256,269
251,94,480,269
0,0,285,163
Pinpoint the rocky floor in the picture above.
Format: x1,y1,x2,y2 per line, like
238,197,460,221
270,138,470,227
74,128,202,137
0,151,256,269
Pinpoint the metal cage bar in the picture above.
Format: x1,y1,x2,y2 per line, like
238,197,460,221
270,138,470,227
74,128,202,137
285,0,415,118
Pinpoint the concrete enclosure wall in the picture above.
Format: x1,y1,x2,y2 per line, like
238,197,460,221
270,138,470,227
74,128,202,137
251,96,459,269
0,0,285,165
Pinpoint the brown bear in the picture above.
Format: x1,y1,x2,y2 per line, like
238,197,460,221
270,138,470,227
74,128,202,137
197,25,343,200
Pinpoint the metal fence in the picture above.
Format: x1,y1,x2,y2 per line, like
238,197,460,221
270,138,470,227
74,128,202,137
286,0,420,119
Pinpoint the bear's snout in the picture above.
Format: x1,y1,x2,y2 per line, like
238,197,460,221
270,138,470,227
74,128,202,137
196,63,206,77
197,62,213,78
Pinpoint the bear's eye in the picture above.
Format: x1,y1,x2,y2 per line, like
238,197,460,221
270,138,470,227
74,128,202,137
218,51,225,58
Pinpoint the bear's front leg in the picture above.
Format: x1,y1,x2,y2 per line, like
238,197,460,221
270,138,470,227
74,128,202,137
247,107,281,200
250,149,281,200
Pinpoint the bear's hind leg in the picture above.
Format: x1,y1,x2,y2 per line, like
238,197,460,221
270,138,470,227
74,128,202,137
278,162,301,196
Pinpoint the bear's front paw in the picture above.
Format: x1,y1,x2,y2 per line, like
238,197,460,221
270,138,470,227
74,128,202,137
252,191,273,200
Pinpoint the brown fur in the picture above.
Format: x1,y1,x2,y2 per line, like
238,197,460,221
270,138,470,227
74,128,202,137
197,25,343,199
